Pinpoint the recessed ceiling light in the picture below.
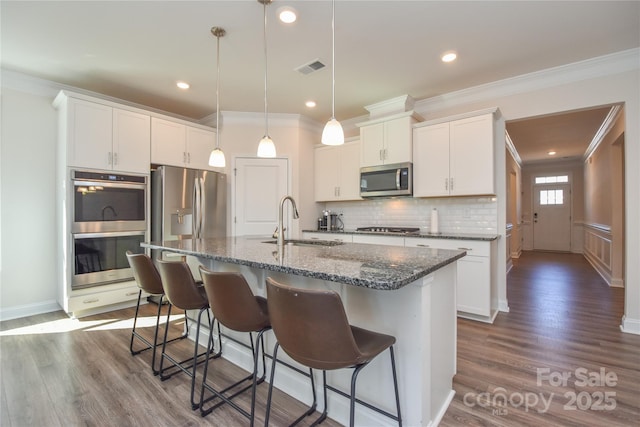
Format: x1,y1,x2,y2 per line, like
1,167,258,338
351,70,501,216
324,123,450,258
278,7,297,24
441,51,457,63
548,151,557,155
176,81,190,89
305,100,316,108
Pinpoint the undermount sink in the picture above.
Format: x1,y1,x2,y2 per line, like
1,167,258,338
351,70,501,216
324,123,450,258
262,239,344,247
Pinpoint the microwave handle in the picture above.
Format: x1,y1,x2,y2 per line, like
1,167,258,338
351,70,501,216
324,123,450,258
396,168,401,190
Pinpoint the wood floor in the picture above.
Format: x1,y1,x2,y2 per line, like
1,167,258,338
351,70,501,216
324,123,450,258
1,251,639,426
441,251,640,426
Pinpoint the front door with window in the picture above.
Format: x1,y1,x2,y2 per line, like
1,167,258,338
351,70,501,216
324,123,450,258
533,183,571,251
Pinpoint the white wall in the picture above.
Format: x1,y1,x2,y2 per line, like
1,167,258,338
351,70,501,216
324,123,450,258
0,88,60,317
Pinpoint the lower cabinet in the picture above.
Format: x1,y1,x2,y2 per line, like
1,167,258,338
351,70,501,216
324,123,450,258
352,234,405,246
302,232,352,243
66,281,145,315
302,232,497,322
403,237,496,321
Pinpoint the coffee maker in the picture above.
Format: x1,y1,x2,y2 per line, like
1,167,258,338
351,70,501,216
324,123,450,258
317,210,342,231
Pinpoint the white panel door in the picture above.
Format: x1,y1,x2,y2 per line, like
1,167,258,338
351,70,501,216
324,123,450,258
533,183,571,251
234,157,288,236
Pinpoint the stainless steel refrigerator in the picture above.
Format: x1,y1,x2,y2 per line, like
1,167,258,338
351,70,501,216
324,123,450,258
151,165,226,274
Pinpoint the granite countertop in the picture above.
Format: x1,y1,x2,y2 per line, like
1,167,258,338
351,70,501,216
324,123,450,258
142,237,465,291
303,229,499,241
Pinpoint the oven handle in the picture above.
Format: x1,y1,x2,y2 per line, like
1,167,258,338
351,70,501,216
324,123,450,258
72,179,146,190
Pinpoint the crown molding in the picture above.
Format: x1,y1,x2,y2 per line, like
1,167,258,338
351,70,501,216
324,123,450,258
505,130,522,166
415,48,640,114
583,104,623,161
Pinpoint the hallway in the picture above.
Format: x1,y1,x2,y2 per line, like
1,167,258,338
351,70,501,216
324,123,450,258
441,251,639,426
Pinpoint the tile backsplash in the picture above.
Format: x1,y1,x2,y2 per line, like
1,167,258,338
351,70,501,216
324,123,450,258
324,197,498,234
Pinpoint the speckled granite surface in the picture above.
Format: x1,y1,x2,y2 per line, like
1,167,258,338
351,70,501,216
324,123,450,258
304,229,499,241
142,237,465,291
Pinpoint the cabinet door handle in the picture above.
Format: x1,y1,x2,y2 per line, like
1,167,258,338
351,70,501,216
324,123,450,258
458,247,472,251
125,291,138,296
445,178,448,191
384,148,388,160
83,298,99,304
416,244,430,247
108,152,113,165
113,152,118,165
379,149,383,160
187,152,191,164
183,152,187,163
450,177,454,190
337,187,340,197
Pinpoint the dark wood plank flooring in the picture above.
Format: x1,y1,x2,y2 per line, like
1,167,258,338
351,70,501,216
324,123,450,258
2,251,639,426
441,251,640,426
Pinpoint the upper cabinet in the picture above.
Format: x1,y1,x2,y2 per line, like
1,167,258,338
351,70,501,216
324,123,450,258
358,112,420,167
314,139,361,202
413,110,498,197
151,117,216,170
56,94,150,174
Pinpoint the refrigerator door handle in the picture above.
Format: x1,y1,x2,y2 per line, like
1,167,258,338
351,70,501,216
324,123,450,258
192,177,201,238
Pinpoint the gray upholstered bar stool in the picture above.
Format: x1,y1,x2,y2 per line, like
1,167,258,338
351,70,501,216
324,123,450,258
264,277,402,427
198,266,271,426
156,259,221,410
125,251,187,375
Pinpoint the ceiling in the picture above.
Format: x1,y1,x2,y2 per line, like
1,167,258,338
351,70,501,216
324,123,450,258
2,1,638,163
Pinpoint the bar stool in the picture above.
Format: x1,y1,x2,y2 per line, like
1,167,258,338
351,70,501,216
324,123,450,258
198,267,271,426
125,251,187,375
156,259,221,410
264,277,402,427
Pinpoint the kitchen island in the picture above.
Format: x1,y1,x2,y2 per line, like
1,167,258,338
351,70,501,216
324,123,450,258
142,237,466,426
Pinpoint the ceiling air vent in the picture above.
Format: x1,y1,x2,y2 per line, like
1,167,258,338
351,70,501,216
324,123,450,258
295,59,326,75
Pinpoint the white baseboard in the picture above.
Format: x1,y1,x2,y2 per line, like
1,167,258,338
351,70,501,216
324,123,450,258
583,251,612,286
498,299,510,313
610,277,624,288
0,300,61,322
620,316,640,335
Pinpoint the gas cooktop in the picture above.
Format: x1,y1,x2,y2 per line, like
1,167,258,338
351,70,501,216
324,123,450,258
356,226,420,234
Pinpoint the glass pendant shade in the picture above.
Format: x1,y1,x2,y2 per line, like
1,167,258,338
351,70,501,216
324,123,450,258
257,135,276,158
208,147,226,167
321,118,344,145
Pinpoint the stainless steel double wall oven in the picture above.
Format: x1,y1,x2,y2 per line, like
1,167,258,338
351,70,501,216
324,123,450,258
70,170,147,289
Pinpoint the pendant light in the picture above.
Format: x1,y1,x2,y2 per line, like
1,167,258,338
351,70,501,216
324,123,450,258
208,26,226,167
257,0,276,157
321,0,344,146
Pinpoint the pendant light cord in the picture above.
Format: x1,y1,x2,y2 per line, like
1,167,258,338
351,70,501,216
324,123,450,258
216,32,221,149
263,1,269,137
331,0,336,120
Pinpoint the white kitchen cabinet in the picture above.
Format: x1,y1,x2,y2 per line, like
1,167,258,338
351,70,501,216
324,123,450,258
151,117,216,170
302,232,353,243
413,111,496,197
352,234,405,246
405,237,496,321
62,96,150,174
314,140,361,201
359,113,419,167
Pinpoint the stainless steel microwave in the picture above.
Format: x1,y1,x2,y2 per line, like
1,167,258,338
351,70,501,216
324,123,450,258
360,162,412,197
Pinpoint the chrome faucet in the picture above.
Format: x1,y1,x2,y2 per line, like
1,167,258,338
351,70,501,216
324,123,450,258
277,195,299,247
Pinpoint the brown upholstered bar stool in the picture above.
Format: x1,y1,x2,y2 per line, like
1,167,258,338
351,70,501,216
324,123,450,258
125,251,187,375
198,267,271,426
264,277,402,427
157,259,221,410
